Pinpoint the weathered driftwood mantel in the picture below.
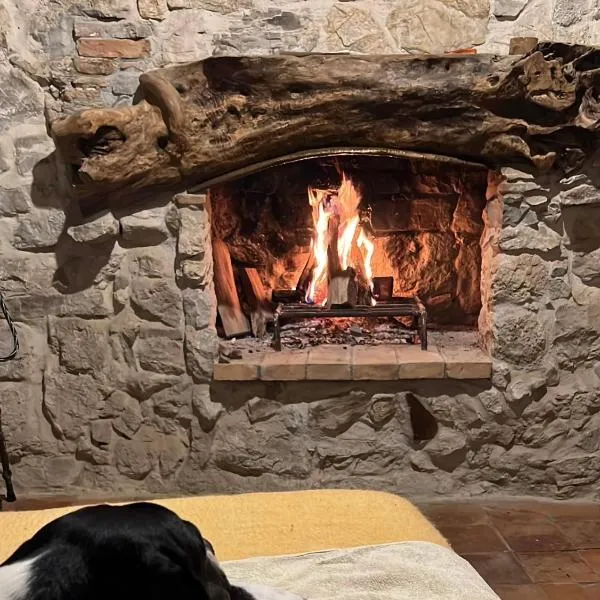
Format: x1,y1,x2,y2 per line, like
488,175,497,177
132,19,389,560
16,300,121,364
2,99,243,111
51,42,600,213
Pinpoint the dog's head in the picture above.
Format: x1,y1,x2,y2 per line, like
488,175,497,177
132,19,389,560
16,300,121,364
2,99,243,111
0,502,234,600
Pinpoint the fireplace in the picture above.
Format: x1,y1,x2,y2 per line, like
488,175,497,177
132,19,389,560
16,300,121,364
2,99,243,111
10,43,596,501
206,152,488,354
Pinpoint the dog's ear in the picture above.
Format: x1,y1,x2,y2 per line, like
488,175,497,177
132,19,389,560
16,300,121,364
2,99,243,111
177,519,232,600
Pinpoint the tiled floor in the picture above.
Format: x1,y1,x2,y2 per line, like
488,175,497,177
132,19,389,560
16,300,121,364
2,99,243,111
419,499,600,599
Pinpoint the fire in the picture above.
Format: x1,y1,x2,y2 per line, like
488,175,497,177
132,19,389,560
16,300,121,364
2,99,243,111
307,187,331,304
305,173,375,305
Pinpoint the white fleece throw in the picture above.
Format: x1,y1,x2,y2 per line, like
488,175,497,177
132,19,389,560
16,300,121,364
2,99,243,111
223,542,500,600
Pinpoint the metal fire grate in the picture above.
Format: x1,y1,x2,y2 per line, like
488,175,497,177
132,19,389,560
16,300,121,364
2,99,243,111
272,296,427,351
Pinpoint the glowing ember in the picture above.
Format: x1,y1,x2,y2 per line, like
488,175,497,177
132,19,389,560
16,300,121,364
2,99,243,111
305,173,375,305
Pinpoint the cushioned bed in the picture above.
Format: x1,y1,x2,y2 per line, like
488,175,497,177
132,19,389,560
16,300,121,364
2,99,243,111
0,490,500,599
0,489,448,562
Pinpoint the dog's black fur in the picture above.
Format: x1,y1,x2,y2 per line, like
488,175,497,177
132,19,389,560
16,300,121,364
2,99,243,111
0,502,259,600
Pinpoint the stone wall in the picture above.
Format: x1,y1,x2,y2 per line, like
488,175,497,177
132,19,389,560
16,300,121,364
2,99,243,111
1,0,600,500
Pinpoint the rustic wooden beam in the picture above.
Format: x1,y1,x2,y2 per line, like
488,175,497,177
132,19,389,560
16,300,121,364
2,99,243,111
50,43,600,214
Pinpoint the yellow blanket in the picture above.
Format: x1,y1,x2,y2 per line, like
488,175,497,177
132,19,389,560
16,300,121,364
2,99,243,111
0,489,448,563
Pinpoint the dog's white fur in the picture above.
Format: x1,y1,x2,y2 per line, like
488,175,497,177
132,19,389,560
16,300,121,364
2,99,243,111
0,555,37,600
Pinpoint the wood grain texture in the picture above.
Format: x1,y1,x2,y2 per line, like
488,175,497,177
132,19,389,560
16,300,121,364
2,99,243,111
50,43,600,214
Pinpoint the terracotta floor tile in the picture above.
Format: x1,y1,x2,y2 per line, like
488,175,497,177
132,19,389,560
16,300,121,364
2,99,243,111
495,521,574,552
462,552,530,584
583,583,600,599
544,503,600,521
541,583,591,599
518,552,598,584
485,504,553,525
420,502,489,526
580,550,600,575
492,584,548,600
438,524,507,554
558,520,600,550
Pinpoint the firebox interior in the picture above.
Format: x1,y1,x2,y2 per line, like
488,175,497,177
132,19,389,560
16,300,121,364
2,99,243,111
208,153,488,347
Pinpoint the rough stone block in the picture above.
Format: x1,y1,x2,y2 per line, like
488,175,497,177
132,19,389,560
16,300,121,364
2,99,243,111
43,371,105,441
178,206,208,258
0,138,13,173
326,4,390,53
67,211,119,244
174,192,207,206
130,278,182,327
571,248,600,287
184,327,218,382
0,65,45,128
0,188,30,217
309,390,370,435
121,206,169,244
137,0,168,19
130,246,175,279
212,410,311,478
192,385,223,431
73,19,152,40
115,436,157,480
51,317,109,374
182,287,215,330
158,433,188,478
77,38,151,59
499,223,562,254
387,0,489,54
0,322,45,383
111,70,141,96
368,394,397,426
245,396,282,424
80,0,131,19
559,184,600,206
151,380,191,418
493,253,549,305
492,305,547,365
136,336,185,375
91,420,113,446
12,207,66,250
107,391,143,438
494,0,527,18
178,258,211,288
424,427,468,472
0,383,56,458
73,57,118,75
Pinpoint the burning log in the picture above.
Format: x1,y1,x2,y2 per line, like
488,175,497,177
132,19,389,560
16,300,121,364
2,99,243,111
239,267,273,338
327,267,371,308
327,269,358,308
213,238,251,338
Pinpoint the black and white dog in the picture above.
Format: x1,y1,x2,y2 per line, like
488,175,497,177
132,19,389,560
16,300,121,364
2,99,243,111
0,502,302,600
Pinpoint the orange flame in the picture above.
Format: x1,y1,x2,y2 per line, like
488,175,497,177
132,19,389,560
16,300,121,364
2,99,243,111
307,187,331,303
306,173,375,305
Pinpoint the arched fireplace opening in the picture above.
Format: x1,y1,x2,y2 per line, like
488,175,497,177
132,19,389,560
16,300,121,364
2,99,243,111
202,150,491,354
